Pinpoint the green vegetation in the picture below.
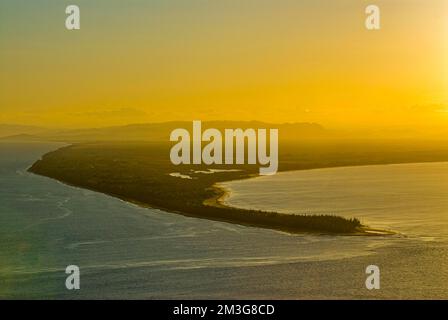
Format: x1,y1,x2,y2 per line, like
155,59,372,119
28,139,448,234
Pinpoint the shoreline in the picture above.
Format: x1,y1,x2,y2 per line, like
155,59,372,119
209,160,448,209
33,167,380,236
32,168,379,236
206,180,395,237
26,142,414,236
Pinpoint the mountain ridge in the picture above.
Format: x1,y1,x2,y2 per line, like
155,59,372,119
0,121,327,142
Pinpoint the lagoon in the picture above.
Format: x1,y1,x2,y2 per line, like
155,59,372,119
219,162,448,240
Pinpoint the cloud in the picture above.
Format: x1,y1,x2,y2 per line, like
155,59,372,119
74,107,148,119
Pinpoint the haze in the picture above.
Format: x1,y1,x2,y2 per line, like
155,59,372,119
0,0,446,135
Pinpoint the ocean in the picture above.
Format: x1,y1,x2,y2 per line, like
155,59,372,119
1,142,447,299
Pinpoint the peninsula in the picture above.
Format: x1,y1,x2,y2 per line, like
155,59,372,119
28,138,448,235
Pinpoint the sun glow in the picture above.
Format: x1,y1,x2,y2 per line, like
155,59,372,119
0,0,446,135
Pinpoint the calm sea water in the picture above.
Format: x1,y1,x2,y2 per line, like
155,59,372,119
221,163,448,241
1,143,447,299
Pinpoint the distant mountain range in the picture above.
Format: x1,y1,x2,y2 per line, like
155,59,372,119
0,121,327,142
0,124,48,138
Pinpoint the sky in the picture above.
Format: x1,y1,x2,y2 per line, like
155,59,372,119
0,0,447,131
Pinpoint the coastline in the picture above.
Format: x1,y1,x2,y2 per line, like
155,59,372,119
203,173,258,209
26,142,422,236
32,167,374,236
207,179,395,236
210,160,448,209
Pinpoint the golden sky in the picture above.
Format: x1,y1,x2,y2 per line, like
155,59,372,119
0,0,447,130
